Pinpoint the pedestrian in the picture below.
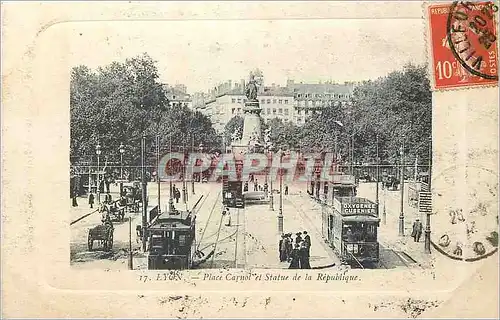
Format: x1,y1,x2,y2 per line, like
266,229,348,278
284,185,289,195
88,192,95,209
411,219,423,242
254,179,258,191
72,190,78,207
288,243,301,269
279,234,287,262
225,208,232,226
264,182,268,193
244,181,249,192
303,231,311,257
295,232,303,245
299,240,311,269
175,187,181,203
105,177,111,194
285,234,293,261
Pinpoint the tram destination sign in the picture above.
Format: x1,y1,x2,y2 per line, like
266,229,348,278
334,197,377,215
419,191,432,213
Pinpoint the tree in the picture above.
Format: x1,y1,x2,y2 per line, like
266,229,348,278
224,116,244,146
70,53,221,166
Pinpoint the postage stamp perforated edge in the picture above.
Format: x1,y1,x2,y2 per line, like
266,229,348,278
423,1,499,92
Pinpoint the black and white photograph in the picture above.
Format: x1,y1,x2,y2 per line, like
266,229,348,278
2,1,499,318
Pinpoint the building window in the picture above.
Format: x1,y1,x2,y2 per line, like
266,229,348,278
272,99,276,104
267,99,271,104
238,108,241,113
232,98,236,103
284,99,288,104
278,108,283,114
305,110,309,115
237,98,242,103
273,108,277,114
232,108,235,114
297,94,302,98
261,99,265,104
284,109,289,115
279,99,283,104
267,108,271,114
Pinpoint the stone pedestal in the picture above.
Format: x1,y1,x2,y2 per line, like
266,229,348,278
232,100,263,154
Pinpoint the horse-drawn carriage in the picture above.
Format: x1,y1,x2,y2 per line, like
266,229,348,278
88,221,114,251
100,202,125,222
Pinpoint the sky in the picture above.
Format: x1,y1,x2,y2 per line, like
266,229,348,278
67,18,426,93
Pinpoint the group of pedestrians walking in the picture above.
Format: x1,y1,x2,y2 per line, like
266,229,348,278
279,231,311,269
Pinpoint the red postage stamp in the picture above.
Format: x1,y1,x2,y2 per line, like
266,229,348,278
428,1,499,90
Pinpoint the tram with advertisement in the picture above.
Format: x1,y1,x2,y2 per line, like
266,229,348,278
322,195,380,266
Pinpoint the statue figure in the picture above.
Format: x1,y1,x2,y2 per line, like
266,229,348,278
231,128,241,144
245,74,258,101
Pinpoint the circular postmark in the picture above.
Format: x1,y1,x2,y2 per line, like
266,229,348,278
431,165,498,261
446,1,499,80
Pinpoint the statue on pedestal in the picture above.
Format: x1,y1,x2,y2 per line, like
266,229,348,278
245,75,258,101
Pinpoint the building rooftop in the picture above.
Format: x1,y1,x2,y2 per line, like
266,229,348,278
287,82,354,94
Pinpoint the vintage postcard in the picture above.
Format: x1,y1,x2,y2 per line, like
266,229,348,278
2,1,498,318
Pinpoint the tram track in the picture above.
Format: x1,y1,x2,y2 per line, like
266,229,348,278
195,189,221,253
287,196,340,265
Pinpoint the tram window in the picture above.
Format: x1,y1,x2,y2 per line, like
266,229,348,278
179,234,186,247
366,224,376,242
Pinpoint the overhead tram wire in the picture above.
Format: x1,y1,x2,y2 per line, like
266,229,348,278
195,189,221,252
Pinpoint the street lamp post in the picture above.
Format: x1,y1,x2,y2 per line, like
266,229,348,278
399,139,405,236
424,136,432,253
191,135,195,195
96,142,101,204
141,133,147,252
156,135,161,214
269,148,274,211
278,150,284,234
119,143,125,197
128,211,133,269
375,135,380,216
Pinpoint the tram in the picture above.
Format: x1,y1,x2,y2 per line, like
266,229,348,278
322,196,380,266
145,197,204,270
308,173,358,200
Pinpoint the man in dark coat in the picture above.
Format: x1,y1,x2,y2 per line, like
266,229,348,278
299,240,311,269
284,185,289,195
303,231,311,258
285,234,293,261
288,243,301,269
279,235,287,262
88,192,95,209
174,187,181,203
295,232,303,245
411,219,423,242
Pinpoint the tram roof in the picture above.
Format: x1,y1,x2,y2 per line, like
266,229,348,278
148,209,193,230
342,215,380,222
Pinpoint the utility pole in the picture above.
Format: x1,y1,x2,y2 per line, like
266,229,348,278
141,133,147,251
191,134,195,195
399,138,405,236
128,212,133,269
156,135,161,214
278,151,283,234
375,134,379,217
424,136,432,253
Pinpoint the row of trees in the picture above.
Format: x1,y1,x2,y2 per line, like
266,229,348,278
70,53,221,167
224,64,432,165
